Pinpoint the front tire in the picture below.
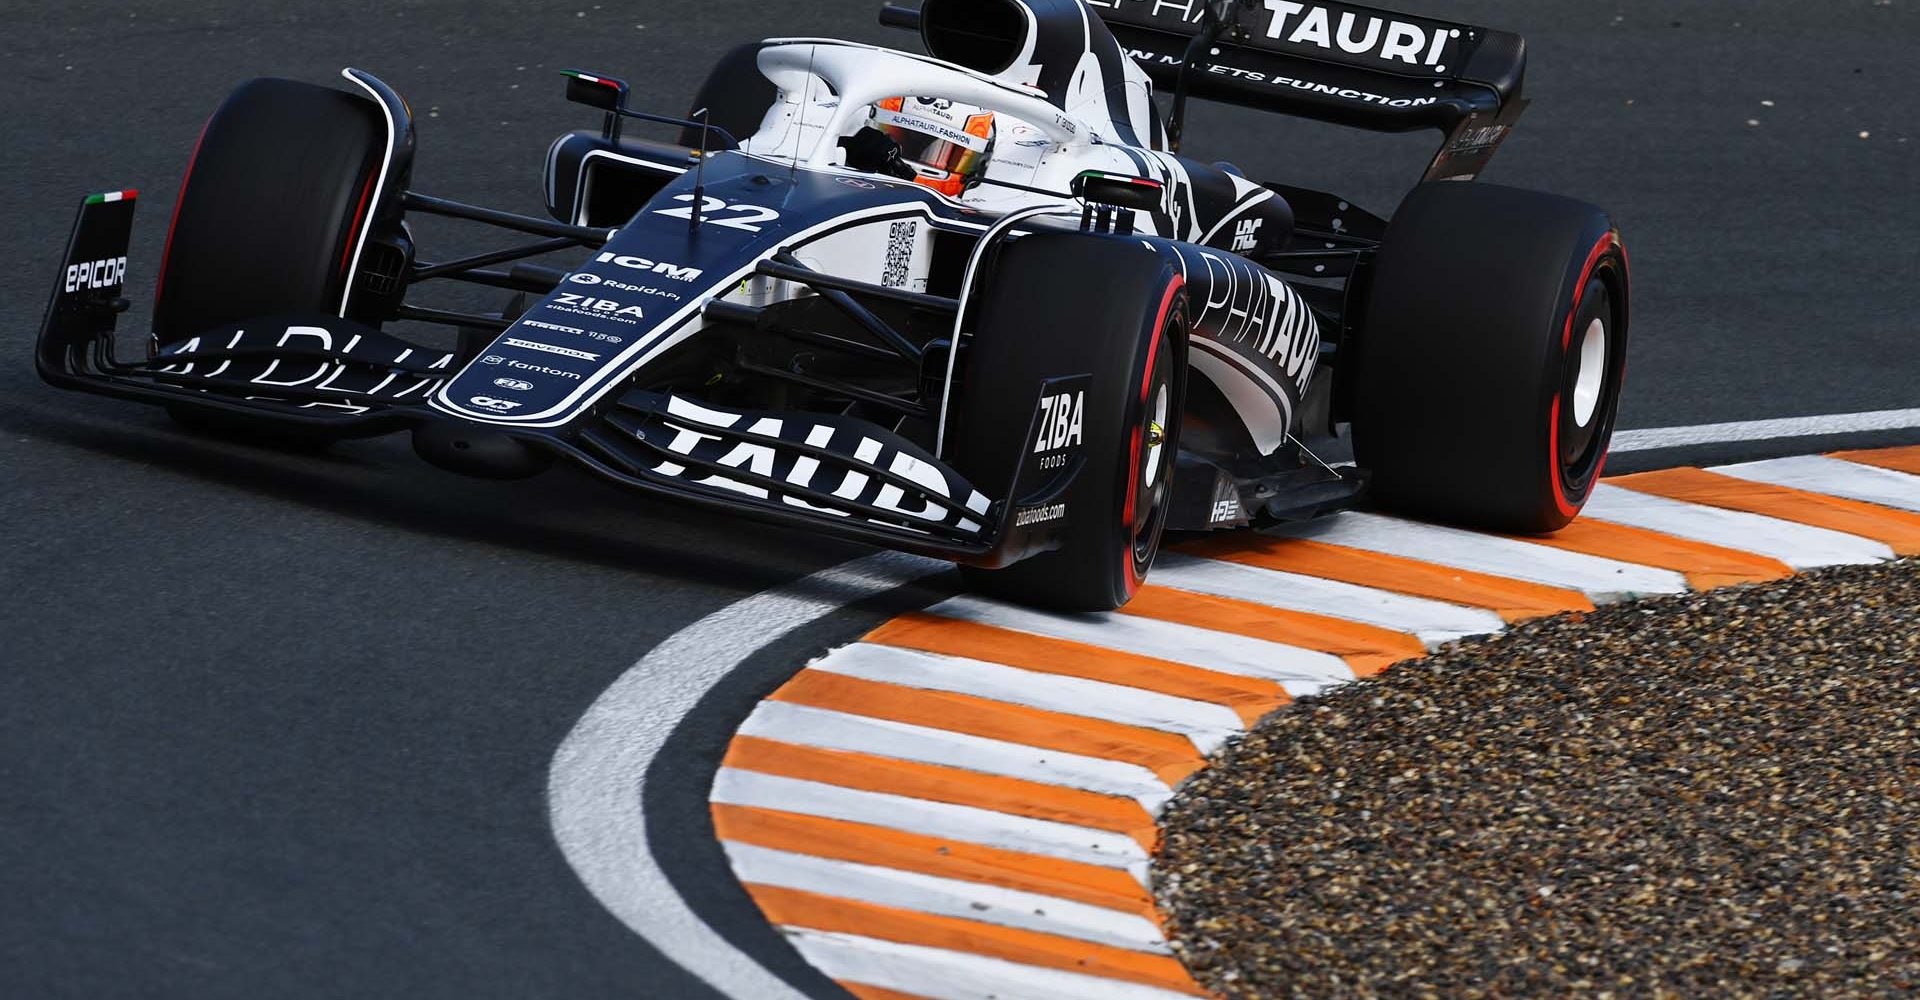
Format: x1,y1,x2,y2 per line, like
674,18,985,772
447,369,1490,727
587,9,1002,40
1352,182,1630,533
155,77,386,443
952,234,1187,611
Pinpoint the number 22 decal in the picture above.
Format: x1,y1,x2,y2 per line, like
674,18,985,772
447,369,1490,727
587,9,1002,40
655,194,781,232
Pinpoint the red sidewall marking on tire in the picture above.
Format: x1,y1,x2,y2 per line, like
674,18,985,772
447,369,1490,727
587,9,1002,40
1588,238,1631,489
1549,233,1621,518
153,115,213,320
339,168,379,287
1121,276,1186,597
1549,394,1576,517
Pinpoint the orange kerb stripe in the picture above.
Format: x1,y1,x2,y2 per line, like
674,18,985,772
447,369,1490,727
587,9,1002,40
1124,585,1424,677
744,884,1209,995
865,613,1287,726
837,983,929,1000
1503,518,1795,590
837,983,927,1000
1610,467,1920,555
1831,445,1920,478
769,671,1204,785
711,804,1157,917
1176,534,1593,622
723,736,1158,850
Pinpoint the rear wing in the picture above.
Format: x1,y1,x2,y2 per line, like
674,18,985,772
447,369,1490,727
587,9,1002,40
1091,0,1528,179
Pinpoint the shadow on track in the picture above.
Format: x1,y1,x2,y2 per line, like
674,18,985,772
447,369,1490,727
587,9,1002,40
0,400,867,597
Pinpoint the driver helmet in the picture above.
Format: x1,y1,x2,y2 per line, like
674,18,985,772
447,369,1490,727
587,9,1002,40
871,96,996,197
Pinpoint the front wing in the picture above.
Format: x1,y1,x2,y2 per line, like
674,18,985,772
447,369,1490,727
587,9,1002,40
35,193,1081,567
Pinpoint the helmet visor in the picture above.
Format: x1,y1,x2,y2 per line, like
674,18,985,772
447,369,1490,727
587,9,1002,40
879,124,981,176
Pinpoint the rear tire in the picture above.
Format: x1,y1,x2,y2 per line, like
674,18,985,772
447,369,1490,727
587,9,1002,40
953,234,1186,611
155,77,385,444
1352,182,1630,533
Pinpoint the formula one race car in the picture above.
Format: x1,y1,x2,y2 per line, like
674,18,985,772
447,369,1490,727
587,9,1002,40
38,0,1628,610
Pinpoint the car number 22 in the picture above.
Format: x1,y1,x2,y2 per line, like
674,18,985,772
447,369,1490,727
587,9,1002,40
654,194,781,232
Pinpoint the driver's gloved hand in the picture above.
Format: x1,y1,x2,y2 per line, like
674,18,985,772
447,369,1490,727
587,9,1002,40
838,127,917,180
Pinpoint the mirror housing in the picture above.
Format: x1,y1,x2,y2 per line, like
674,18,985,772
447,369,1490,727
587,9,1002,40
562,69,629,112
1072,170,1164,213
563,69,630,141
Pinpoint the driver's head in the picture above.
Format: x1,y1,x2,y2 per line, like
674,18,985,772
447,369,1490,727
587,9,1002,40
871,96,995,197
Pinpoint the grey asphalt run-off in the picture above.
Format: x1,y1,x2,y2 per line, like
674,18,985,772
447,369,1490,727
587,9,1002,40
1,1,1915,998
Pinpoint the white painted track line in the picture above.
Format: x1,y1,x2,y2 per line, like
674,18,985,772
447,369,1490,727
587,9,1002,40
812,643,1243,753
1711,455,1920,514
1582,483,1893,568
724,843,1168,951
924,595,1356,695
1611,408,1920,452
710,769,1149,873
549,550,949,1000
1151,552,1506,647
737,702,1172,808
1272,511,1689,601
786,930,1200,1000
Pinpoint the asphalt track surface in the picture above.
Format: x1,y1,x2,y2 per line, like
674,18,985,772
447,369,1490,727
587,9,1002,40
0,1,1913,998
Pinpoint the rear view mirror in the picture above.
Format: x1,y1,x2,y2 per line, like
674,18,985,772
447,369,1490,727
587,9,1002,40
562,69,629,112
1072,170,1164,212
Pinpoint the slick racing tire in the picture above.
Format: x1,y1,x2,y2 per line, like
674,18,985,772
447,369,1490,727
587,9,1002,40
676,43,776,149
1352,181,1630,534
155,77,385,341
154,78,386,443
953,234,1186,612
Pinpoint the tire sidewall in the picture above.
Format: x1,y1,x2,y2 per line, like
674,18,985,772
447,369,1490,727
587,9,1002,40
1541,232,1630,517
154,78,385,344
1118,295,1185,600
1353,181,1631,533
952,234,1187,610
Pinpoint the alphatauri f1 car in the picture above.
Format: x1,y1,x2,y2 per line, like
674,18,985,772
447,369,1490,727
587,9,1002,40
39,0,1629,610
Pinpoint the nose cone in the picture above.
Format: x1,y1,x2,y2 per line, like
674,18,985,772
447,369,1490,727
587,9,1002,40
412,420,555,479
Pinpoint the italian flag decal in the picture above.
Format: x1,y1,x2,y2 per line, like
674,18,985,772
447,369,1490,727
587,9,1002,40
85,190,138,205
560,70,618,89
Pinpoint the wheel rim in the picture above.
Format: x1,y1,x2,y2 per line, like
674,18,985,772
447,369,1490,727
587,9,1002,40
1571,316,1607,428
1143,383,1169,489
1129,331,1176,575
1556,275,1619,491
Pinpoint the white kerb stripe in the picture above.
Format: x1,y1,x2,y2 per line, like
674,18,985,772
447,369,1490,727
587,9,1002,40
737,701,1172,808
1610,408,1920,452
1271,511,1689,601
785,929,1199,1000
1710,455,1920,514
923,595,1356,695
710,769,1148,874
1582,483,1892,569
1151,552,1505,648
812,644,1243,752
723,842,1166,952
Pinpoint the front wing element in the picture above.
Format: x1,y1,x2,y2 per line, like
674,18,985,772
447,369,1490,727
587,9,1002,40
34,194,1084,566
36,192,431,434
581,390,993,544
563,387,1084,566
